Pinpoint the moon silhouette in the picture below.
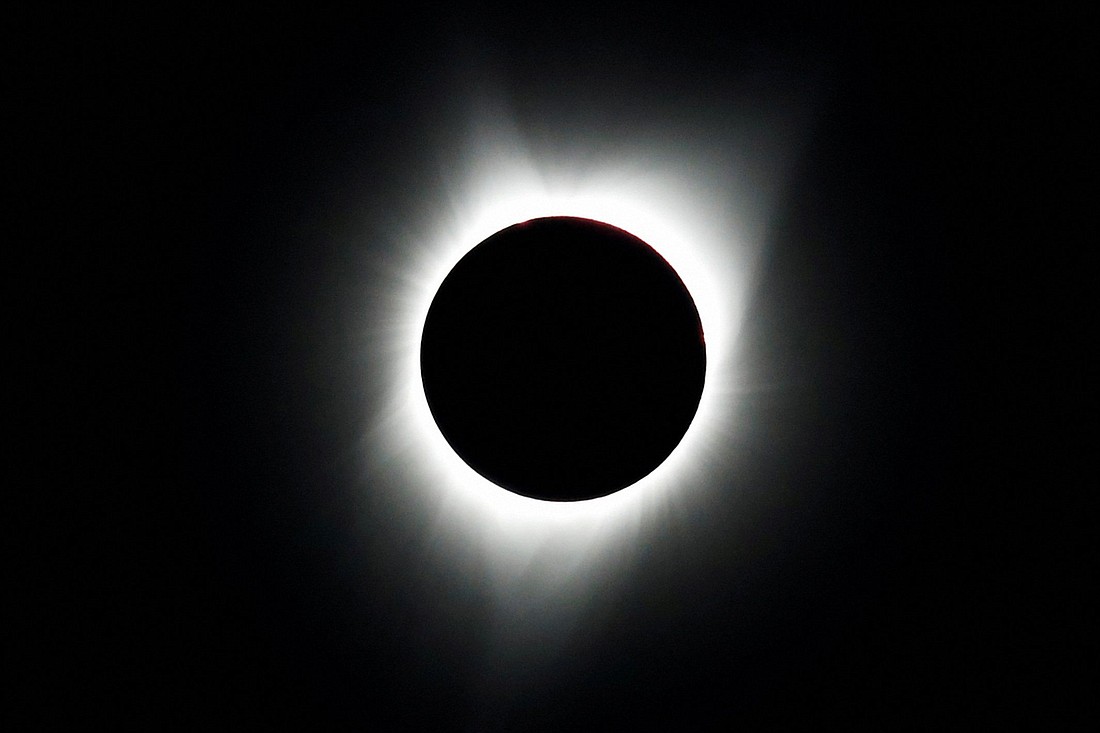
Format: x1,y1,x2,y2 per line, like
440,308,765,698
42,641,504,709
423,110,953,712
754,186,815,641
420,216,705,501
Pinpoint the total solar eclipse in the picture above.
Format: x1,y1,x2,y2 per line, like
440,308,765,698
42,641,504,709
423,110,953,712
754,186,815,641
420,216,706,501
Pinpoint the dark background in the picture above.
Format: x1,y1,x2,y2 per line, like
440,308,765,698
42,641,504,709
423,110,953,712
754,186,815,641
15,6,1088,729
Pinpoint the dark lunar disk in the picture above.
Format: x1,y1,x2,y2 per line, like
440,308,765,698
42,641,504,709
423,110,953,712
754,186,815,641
420,216,706,501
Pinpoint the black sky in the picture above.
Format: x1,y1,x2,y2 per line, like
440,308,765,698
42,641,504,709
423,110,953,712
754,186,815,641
15,6,1089,730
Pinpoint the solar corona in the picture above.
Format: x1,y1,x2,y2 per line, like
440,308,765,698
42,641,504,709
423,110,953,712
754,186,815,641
363,123,766,584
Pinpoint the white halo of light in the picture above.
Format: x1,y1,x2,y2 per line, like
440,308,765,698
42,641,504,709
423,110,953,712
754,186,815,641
362,123,763,590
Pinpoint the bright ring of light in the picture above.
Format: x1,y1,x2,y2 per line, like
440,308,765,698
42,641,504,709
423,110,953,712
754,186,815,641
363,134,759,584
